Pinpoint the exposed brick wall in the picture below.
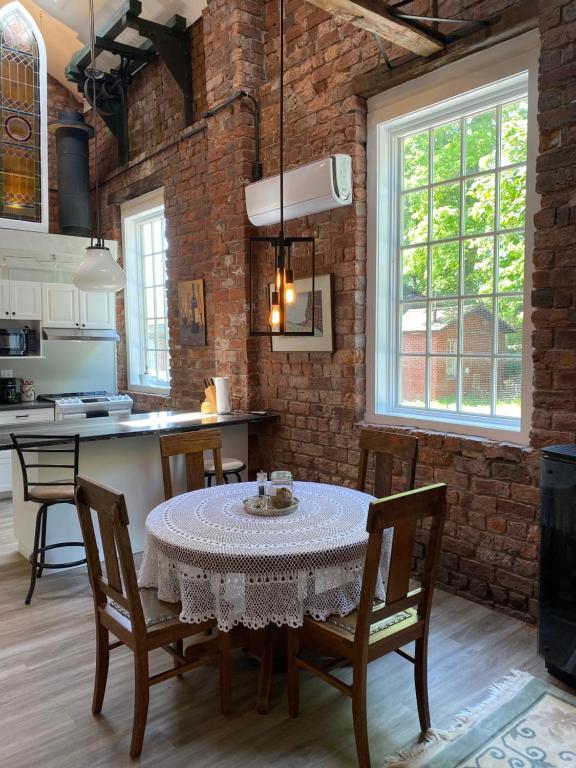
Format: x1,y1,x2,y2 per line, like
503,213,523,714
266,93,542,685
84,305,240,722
532,0,576,447
46,75,82,233
93,0,552,621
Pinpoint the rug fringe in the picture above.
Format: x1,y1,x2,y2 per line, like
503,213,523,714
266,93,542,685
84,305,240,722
380,669,533,768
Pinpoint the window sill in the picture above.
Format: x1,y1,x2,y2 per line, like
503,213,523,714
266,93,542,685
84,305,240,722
126,384,171,397
367,410,529,446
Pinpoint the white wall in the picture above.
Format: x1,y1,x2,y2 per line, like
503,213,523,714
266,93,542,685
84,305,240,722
6,340,117,394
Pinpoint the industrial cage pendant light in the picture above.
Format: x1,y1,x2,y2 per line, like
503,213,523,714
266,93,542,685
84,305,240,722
249,0,315,337
73,0,126,293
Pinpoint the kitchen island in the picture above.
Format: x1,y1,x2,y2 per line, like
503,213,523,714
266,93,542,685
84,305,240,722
6,410,276,567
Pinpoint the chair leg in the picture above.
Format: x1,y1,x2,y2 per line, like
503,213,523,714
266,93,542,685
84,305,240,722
207,474,212,488
233,472,242,483
174,639,184,678
130,651,150,759
352,661,371,768
92,623,110,714
25,504,45,605
414,637,431,732
37,505,48,579
287,628,300,718
219,630,232,715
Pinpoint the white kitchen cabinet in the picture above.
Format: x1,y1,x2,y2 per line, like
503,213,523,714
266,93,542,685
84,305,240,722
78,290,115,329
42,284,78,328
0,280,42,321
42,284,115,330
0,407,55,497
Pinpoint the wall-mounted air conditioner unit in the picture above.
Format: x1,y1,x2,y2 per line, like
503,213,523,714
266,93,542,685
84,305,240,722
245,154,353,227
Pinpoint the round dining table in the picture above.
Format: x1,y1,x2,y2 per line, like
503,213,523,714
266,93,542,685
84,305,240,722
138,480,392,712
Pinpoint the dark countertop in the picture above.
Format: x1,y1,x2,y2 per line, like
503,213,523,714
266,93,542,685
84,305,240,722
0,400,55,411
0,410,277,450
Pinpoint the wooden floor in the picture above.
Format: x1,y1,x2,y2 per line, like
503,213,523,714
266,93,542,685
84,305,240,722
0,500,561,768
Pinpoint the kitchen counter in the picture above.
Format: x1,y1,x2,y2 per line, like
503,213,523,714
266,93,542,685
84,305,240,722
0,400,55,412
0,409,275,449
11,410,277,567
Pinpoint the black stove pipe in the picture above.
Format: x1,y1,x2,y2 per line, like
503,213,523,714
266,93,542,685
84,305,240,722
53,110,94,237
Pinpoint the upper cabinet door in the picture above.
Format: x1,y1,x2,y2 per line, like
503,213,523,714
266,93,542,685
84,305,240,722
0,281,10,319
10,281,42,320
78,291,115,330
42,284,78,328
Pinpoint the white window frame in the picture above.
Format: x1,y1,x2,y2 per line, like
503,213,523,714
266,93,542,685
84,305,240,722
0,1,49,232
121,188,170,394
366,31,539,445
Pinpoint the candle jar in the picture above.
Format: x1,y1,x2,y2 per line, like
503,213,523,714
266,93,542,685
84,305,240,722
268,470,294,509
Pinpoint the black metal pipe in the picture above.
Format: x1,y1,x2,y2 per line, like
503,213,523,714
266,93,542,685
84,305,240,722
53,111,94,237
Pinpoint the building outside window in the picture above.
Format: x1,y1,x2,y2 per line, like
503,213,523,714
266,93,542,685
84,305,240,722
121,189,170,391
0,1,48,231
367,36,537,441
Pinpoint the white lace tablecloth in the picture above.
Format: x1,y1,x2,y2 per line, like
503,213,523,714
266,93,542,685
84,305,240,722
138,481,392,631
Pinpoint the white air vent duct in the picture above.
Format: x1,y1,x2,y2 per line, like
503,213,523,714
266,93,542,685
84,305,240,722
245,154,352,227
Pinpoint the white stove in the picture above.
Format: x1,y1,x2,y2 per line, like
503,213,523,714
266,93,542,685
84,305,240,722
37,391,134,421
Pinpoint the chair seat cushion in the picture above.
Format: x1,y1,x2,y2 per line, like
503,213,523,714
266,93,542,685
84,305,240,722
111,588,181,628
28,484,75,502
204,457,245,473
322,605,418,643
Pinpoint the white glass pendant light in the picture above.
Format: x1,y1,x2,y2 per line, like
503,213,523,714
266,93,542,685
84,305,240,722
73,0,126,293
73,243,126,292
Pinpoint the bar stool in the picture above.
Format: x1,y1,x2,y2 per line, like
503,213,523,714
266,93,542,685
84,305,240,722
204,457,246,486
11,433,85,604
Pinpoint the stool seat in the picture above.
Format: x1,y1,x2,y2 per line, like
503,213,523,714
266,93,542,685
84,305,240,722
28,484,75,502
204,457,245,473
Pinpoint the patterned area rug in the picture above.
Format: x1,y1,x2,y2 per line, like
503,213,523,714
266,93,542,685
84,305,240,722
382,670,576,767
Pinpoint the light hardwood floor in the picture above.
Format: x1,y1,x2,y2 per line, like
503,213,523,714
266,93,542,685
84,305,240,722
0,500,560,768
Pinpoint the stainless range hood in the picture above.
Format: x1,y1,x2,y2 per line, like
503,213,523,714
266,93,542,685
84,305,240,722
42,328,120,342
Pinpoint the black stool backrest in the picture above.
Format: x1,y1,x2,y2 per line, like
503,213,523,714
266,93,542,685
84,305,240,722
10,433,80,502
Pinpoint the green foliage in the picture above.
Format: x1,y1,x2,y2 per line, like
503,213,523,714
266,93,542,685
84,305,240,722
433,120,461,182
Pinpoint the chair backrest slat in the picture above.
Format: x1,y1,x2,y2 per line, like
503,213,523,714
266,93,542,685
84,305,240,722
356,484,447,647
159,429,224,500
357,428,418,497
11,433,80,501
75,475,146,634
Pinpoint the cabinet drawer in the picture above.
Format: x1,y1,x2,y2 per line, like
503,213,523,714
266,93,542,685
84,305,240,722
0,408,54,425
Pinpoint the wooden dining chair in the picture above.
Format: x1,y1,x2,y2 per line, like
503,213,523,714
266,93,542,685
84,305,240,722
159,428,225,500
287,483,447,768
75,475,232,759
357,428,418,497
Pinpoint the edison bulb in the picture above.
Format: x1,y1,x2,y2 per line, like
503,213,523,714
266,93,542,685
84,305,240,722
285,282,296,305
269,304,281,327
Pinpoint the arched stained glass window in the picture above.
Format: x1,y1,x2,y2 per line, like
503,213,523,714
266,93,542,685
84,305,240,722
0,2,47,231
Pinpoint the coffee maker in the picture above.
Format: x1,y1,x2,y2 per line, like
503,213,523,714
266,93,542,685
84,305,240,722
0,377,21,404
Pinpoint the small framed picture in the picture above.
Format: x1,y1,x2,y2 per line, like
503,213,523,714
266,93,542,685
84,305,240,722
178,279,207,346
271,273,335,352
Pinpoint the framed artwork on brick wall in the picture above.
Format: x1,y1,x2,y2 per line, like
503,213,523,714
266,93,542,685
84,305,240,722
271,273,335,352
178,279,207,346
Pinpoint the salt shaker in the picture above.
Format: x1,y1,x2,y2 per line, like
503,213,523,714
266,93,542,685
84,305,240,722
257,470,267,497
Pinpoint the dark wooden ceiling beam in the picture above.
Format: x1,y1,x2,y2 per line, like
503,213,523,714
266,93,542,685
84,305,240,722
306,0,444,56
350,0,538,98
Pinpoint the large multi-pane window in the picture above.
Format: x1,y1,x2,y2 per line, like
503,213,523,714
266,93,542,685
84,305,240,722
373,72,532,435
0,2,47,230
122,190,170,390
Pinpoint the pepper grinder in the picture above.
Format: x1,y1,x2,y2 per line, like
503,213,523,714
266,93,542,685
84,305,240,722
257,470,267,497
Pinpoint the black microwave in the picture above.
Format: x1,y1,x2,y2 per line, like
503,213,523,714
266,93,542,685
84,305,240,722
0,329,26,356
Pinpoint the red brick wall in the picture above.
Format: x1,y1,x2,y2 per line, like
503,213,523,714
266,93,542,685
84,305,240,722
532,0,576,448
95,0,552,621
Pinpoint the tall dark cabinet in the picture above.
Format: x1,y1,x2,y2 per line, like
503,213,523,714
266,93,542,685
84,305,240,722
540,444,576,687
